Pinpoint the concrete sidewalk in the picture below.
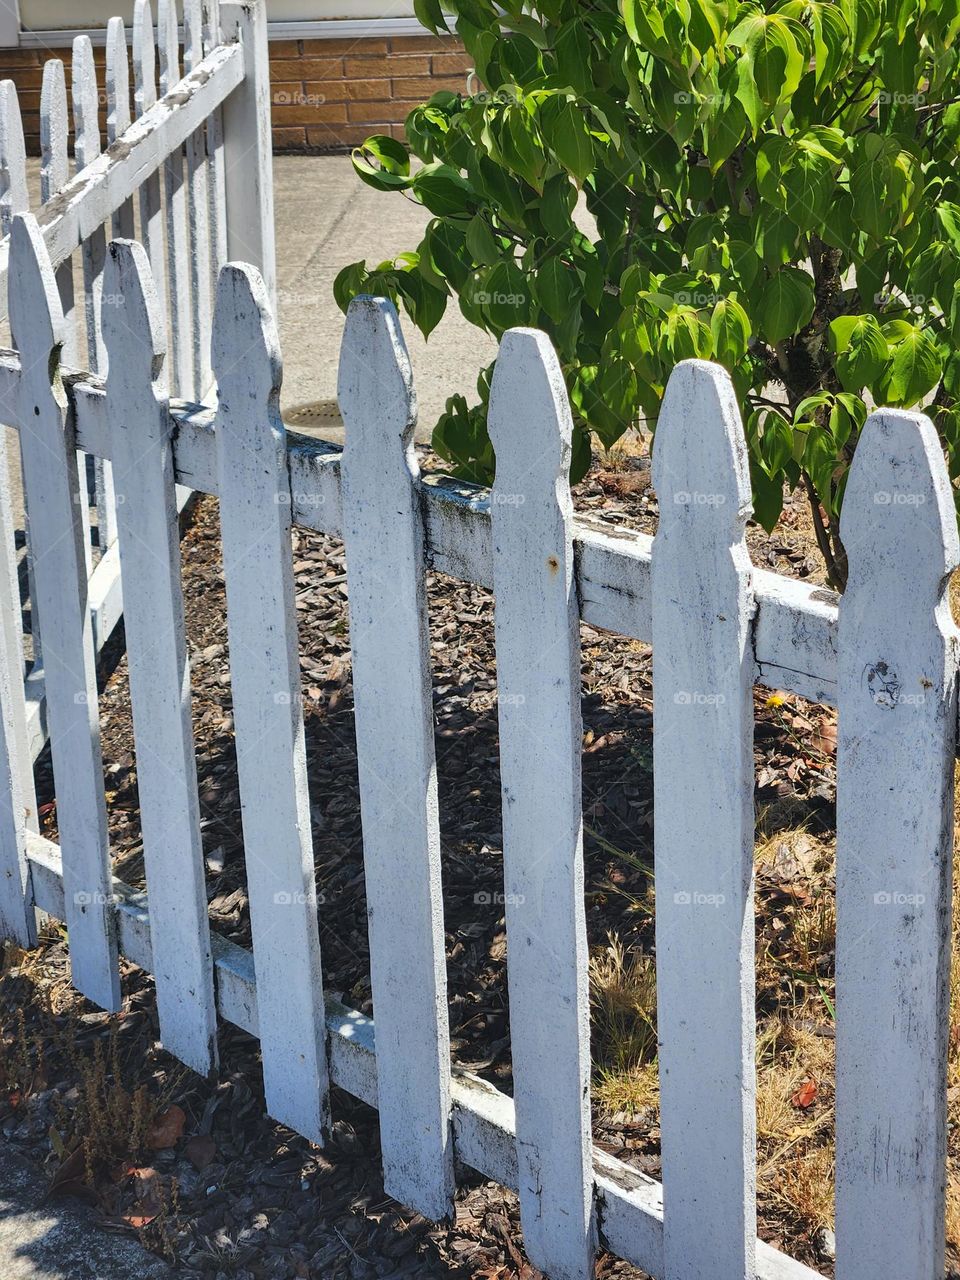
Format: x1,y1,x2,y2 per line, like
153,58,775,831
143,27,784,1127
272,153,497,442
0,1149,172,1280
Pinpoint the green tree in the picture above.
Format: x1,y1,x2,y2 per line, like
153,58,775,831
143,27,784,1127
334,0,960,588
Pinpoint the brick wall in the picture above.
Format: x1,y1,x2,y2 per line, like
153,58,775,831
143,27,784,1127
0,33,471,155
269,34,472,151
0,45,79,154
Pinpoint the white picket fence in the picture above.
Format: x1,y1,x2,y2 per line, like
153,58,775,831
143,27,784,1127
0,0,274,759
0,221,956,1280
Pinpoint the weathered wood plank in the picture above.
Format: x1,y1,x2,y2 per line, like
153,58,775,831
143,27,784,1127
40,59,79,367
0,395,36,945
221,0,277,309
834,410,959,1280
213,262,329,1140
102,239,217,1074
652,360,757,1279
0,75,48,666
338,297,455,1222
105,18,135,241
158,0,192,400
9,214,119,1009
202,1,227,290
133,2,167,322
487,328,596,1279
72,34,116,552
184,0,212,399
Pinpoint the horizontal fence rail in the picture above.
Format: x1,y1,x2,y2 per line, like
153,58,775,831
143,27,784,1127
3,195,957,1280
0,342,840,707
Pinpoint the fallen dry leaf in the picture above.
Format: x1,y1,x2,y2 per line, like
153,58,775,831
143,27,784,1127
184,1133,217,1170
147,1103,186,1150
791,1079,818,1109
812,715,837,755
46,1146,93,1202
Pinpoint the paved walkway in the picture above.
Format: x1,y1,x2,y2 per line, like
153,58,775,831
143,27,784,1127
272,153,497,441
0,1149,172,1280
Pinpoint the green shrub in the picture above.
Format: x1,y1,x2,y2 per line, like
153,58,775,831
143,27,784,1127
334,0,960,587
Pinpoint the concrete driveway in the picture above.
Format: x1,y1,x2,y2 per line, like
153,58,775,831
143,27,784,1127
272,153,497,442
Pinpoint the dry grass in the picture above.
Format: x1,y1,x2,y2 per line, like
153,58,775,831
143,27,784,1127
1,937,166,1187
589,933,658,1116
588,764,960,1258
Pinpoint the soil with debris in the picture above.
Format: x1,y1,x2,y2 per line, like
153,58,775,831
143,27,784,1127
0,448,887,1279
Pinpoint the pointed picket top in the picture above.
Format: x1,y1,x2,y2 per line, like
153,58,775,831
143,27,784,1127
184,0,204,71
653,358,752,537
40,60,69,202
488,327,572,493
338,296,417,472
72,36,100,170
102,239,167,396
0,82,28,239
105,17,131,145
212,263,282,435
835,407,960,1280
840,408,959,599
133,0,158,114
158,0,180,92
10,213,65,359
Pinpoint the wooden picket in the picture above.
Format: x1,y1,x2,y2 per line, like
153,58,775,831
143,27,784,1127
133,2,167,323
339,297,455,1222
105,18,135,242
652,361,757,1278
9,213,119,1011
835,410,960,1280
72,34,117,553
184,0,213,398
212,263,329,1141
101,238,217,1075
487,329,596,1280
158,0,192,399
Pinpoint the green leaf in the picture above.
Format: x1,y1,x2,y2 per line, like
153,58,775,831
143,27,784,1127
750,456,785,530
710,297,751,366
396,268,448,338
760,410,794,476
730,12,805,131
802,426,838,514
465,214,500,265
555,17,593,94
536,256,583,323
413,0,448,36
758,267,815,343
828,315,888,392
333,261,369,313
413,164,475,216
543,100,595,185
479,258,531,331
352,135,412,191
880,327,943,407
